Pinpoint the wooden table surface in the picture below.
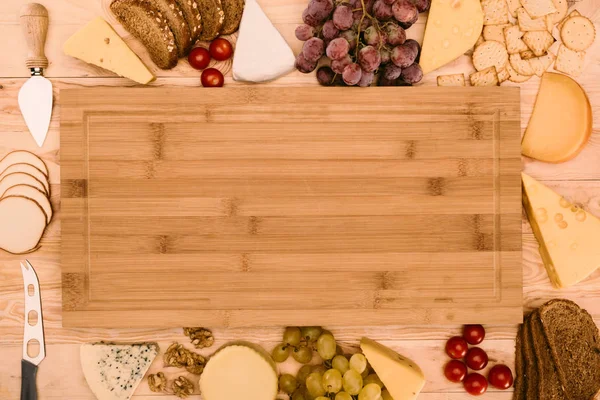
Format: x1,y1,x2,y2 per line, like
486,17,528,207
0,0,598,398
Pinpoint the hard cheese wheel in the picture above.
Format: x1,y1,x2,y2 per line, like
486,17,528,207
200,343,278,400
0,196,46,254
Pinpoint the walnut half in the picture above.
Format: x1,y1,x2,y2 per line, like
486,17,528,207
172,376,194,398
183,327,215,349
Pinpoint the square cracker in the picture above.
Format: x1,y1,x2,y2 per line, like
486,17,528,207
507,0,522,18
483,24,509,43
470,67,499,86
518,8,547,31
528,53,555,76
555,44,585,76
504,25,530,54
482,0,509,25
496,66,510,82
521,50,536,59
523,30,555,56
521,0,557,18
548,0,569,24
437,74,466,86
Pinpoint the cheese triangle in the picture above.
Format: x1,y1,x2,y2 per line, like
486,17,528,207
81,343,158,400
232,0,295,82
522,173,600,288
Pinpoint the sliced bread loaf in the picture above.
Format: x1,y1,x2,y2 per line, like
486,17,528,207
175,0,203,43
197,0,225,41
530,311,567,400
540,299,600,400
220,0,244,34
147,0,192,56
110,0,178,69
514,323,527,400
523,315,540,400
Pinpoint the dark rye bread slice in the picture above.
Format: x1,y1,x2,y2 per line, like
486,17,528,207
110,0,178,69
514,323,527,400
530,311,567,400
523,315,540,400
197,0,225,41
175,0,203,43
220,0,244,34
148,0,192,56
539,299,600,400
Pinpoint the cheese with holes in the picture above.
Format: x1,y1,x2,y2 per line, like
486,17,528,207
64,17,155,84
522,173,600,288
420,0,484,74
521,73,592,163
80,343,158,400
360,338,425,400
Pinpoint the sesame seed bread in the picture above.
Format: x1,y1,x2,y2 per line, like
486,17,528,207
148,0,192,56
220,0,244,34
175,0,203,43
197,0,225,41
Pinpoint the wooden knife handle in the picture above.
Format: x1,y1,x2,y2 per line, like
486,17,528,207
20,3,49,70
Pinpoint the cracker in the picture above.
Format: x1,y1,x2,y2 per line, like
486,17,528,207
496,66,510,82
482,0,509,25
545,14,555,32
548,0,568,24
506,62,533,82
557,10,581,31
472,40,509,71
510,53,535,75
437,74,466,86
475,35,486,47
530,52,555,76
521,50,536,59
507,0,522,18
523,30,555,56
547,39,561,55
560,16,596,51
504,25,530,53
470,67,499,86
555,44,585,76
521,0,557,18
483,24,509,43
518,8,548,31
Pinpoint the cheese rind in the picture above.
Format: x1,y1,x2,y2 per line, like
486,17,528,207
64,17,155,85
522,173,600,288
420,0,484,74
521,72,592,163
360,338,425,400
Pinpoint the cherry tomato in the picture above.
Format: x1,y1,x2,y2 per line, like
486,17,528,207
464,373,488,396
488,364,514,389
465,347,489,371
201,68,224,87
188,47,211,70
445,336,469,359
444,360,468,383
463,325,486,345
209,38,234,61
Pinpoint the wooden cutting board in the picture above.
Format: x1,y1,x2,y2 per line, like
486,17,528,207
60,87,522,328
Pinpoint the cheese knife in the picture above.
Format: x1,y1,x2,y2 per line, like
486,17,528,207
18,3,53,148
20,260,46,400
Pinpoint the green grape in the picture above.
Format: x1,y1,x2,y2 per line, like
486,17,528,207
322,369,343,394
361,366,370,378
342,369,363,395
358,383,382,400
332,355,350,375
306,372,326,398
301,326,323,342
335,392,353,400
363,374,384,388
297,364,313,384
272,343,290,363
315,397,330,400
349,354,368,374
279,374,298,394
292,387,309,400
292,345,313,364
316,333,337,360
283,327,302,346
311,365,327,375
381,389,393,400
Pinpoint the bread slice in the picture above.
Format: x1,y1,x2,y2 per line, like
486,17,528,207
539,299,600,400
530,311,567,400
513,323,527,400
220,0,244,34
174,0,203,43
110,0,178,69
523,315,540,400
147,0,192,56
197,0,225,41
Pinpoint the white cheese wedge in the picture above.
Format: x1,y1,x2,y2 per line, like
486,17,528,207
64,17,155,85
522,173,600,288
199,343,278,400
232,0,296,82
80,343,158,400
360,338,425,400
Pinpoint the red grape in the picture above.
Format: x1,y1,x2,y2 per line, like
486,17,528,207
201,68,224,87
465,347,489,371
333,5,353,30
302,8,321,26
358,45,381,73
364,26,385,46
444,360,467,383
308,0,334,20
464,373,488,396
391,44,417,68
377,76,397,86
322,20,339,40
188,47,211,70
404,39,421,61
316,66,336,86
382,63,402,80
488,364,514,390
396,78,412,86
326,37,350,60
392,0,418,23
295,53,317,73
401,63,422,84
385,23,406,45
339,30,357,50
414,0,431,12
364,0,376,13
382,0,396,4
302,37,325,62
209,38,233,61
331,54,352,74
352,10,370,30
357,70,375,87
342,63,362,86
295,24,315,41
445,336,468,359
372,0,393,20
380,48,391,64
463,325,486,345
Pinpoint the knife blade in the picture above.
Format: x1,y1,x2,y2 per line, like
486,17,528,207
18,3,53,148
20,260,45,400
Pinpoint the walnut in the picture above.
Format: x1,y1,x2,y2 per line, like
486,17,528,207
172,376,194,398
183,327,215,349
164,342,206,375
147,372,167,393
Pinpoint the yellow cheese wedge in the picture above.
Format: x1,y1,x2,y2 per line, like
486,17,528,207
360,338,425,400
64,17,155,85
420,0,484,74
522,72,592,163
522,173,600,288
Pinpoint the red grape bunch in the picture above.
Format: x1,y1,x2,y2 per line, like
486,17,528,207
294,0,428,86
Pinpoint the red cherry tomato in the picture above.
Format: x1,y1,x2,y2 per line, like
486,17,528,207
201,68,224,87
465,347,489,371
464,373,488,396
209,38,234,61
488,364,514,389
445,336,469,359
188,47,211,70
463,325,486,345
444,360,468,383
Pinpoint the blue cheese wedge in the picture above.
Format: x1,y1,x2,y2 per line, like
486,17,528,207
80,343,158,400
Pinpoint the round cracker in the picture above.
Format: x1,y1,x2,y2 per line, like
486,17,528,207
561,16,596,51
472,41,509,72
